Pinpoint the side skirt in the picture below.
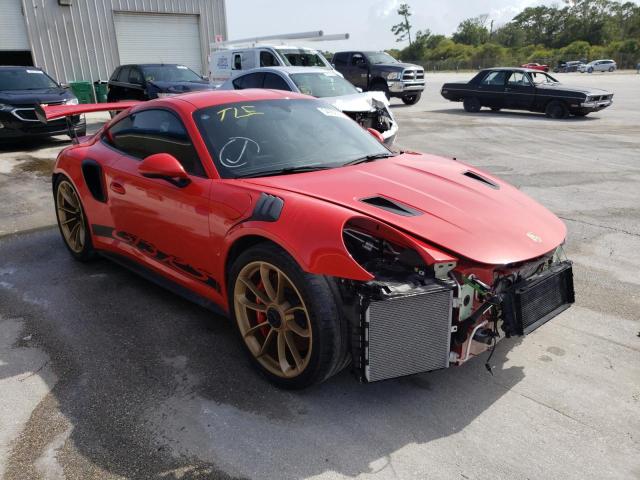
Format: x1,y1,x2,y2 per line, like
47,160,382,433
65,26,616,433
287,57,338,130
100,251,229,319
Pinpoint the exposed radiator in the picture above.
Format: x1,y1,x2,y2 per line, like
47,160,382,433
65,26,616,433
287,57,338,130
361,281,453,382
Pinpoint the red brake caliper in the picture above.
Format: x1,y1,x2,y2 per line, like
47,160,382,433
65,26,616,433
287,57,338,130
255,280,270,337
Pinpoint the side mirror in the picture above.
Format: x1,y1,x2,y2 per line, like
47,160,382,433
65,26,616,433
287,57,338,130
138,153,191,187
367,128,385,144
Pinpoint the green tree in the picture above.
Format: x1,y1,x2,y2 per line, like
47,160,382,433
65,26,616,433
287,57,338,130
391,4,413,45
452,15,490,46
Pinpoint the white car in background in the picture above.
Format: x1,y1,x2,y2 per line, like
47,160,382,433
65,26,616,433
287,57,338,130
579,59,617,73
218,67,398,145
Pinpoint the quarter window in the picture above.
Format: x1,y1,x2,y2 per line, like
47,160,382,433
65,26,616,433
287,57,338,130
232,72,265,90
107,109,206,177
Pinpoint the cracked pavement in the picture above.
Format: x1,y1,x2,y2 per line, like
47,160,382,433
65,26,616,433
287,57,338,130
0,72,639,479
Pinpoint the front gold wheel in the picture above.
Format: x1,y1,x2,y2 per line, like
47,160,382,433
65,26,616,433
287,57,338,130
234,261,312,379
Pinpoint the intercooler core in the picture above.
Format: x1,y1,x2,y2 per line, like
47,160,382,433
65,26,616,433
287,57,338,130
362,281,453,382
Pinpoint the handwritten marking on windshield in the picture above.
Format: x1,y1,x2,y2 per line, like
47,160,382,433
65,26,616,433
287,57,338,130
216,105,264,122
219,137,260,169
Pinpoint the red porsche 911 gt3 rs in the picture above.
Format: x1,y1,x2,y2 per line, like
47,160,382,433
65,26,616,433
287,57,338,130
41,89,574,389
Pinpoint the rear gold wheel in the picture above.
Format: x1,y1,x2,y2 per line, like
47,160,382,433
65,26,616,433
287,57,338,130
54,177,95,261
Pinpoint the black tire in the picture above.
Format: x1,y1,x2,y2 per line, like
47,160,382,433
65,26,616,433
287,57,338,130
463,97,481,113
545,100,569,119
401,93,421,105
53,175,96,262
588,67,593,73
608,67,614,72
228,242,348,389
369,80,390,100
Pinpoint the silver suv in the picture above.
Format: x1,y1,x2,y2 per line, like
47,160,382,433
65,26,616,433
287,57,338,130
579,59,617,73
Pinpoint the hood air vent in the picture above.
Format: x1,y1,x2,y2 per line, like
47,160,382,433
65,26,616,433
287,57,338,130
360,195,422,217
463,170,499,189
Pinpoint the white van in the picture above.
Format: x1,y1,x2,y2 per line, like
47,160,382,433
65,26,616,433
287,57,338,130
209,45,335,85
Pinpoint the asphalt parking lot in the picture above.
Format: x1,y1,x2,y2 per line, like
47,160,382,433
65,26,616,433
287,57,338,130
1,72,639,480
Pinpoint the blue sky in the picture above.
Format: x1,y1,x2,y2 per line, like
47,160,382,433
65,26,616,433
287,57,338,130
225,0,552,50
226,0,640,50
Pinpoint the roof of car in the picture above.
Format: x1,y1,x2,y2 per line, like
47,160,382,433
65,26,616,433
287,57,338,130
160,88,310,110
480,67,542,73
119,63,187,68
236,66,335,76
0,66,42,70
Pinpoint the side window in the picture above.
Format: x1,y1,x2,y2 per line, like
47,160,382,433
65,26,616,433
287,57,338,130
263,73,290,91
233,54,242,70
481,71,507,86
351,53,365,66
333,53,347,67
107,109,206,177
507,72,530,86
260,51,279,67
118,66,131,82
110,67,120,82
129,68,143,85
233,72,264,89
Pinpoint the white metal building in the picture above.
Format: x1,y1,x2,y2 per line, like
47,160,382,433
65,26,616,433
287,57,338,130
0,0,227,82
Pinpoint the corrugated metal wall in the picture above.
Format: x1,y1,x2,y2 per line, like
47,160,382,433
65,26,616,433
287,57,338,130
20,0,227,82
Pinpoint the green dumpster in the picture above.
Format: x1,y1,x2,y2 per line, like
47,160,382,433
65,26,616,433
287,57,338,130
69,81,94,104
93,81,108,103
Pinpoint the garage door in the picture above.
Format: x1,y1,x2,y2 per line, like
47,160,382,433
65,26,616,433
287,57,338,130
0,0,30,50
113,13,202,73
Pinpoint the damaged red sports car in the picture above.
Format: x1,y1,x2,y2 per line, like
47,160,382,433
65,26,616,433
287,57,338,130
42,89,574,389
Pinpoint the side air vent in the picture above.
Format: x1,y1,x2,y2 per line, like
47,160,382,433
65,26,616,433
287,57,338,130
81,159,107,202
360,196,422,217
463,170,499,189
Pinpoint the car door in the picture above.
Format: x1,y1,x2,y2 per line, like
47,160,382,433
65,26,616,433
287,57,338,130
108,66,130,101
127,67,148,100
104,108,219,300
504,71,536,110
346,53,368,89
476,70,508,108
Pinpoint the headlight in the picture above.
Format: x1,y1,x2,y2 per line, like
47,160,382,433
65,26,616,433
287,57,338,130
387,72,402,81
65,98,79,105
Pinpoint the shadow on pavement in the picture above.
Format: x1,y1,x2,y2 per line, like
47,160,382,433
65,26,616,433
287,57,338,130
0,228,525,480
429,108,599,121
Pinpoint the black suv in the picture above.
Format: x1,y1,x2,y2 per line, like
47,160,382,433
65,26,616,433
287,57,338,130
107,64,213,102
332,51,425,105
0,66,85,140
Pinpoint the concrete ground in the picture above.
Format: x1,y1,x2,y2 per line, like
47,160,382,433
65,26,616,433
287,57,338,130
0,72,639,480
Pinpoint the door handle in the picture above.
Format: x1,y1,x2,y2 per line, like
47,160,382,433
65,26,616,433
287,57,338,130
110,181,126,195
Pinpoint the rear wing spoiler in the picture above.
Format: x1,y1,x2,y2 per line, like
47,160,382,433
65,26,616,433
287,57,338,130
35,101,140,123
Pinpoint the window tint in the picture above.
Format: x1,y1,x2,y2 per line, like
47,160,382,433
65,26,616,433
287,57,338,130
117,66,130,82
263,73,290,91
107,109,205,177
260,51,279,67
351,53,365,66
129,68,143,85
507,72,530,86
233,72,264,90
481,71,507,86
233,54,242,70
333,52,347,67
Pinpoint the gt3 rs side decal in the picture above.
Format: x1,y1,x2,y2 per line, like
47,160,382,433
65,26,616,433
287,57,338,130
92,224,220,292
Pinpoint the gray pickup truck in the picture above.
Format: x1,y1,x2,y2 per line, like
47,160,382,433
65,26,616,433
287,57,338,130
332,51,425,105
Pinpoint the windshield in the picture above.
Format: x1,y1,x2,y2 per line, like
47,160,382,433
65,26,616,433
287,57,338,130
194,99,390,179
529,72,559,84
276,49,328,67
290,72,358,98
366,52,399,64
0,69,58,91
141,65,203,83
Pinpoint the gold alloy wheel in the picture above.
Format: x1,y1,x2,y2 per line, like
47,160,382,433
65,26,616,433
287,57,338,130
56,180,86,253
234,261,312,378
